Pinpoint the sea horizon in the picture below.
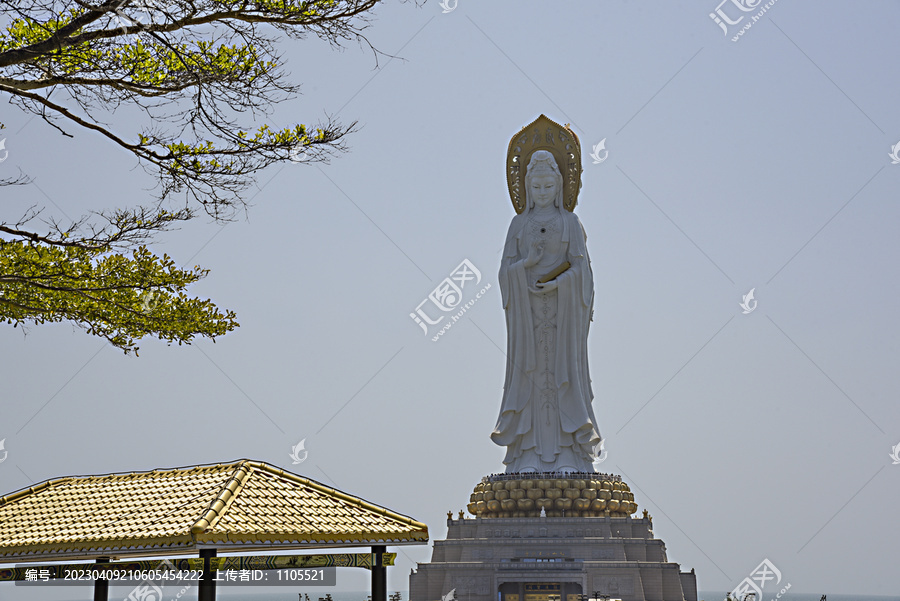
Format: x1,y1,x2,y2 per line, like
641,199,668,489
204,592,900,601
6,586,900,601
209,592,900,601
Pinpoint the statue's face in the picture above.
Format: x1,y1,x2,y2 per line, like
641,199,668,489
529,174,558,209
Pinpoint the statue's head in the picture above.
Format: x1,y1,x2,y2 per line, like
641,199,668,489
525,150,564,211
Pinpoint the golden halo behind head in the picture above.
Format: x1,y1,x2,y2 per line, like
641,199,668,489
507,115,582,214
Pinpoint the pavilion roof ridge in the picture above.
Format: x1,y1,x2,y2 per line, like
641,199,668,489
0,476,69,507
190,460,255,535
0,459,253,506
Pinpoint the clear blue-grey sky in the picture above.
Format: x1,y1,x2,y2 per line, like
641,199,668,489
2,0,899,598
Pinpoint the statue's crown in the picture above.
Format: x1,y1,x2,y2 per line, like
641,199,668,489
527,151,560,177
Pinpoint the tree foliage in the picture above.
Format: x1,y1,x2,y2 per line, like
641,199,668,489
0,0,379,353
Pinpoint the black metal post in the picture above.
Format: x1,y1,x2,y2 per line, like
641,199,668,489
199,548,217,601
371,546,386,601
93,557,109,601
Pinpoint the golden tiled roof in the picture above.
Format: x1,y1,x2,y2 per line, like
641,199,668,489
0,460,428,561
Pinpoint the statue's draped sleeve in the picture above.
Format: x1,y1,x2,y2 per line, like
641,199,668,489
554,213,598,448
496,214,535,419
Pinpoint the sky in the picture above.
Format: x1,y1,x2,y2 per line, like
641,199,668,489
1,0,900,598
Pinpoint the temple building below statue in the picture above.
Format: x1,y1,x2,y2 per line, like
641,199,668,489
410,509,697,601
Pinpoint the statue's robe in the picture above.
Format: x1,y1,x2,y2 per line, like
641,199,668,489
491,209,601,472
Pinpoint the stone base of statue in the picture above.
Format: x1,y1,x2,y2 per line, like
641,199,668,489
409,473,697,601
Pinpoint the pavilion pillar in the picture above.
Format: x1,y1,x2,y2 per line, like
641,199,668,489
199,548,217,601
371,545,386,601
93,557,109,601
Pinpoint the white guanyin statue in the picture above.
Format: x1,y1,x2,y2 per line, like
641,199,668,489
491,115,602,473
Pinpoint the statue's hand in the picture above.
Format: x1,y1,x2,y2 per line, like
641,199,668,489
524,242,543,268
533,280,559,294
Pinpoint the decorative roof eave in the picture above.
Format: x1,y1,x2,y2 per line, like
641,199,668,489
0,535,428,563
0,535,197,562
189,541,427,556
195,531,430,547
